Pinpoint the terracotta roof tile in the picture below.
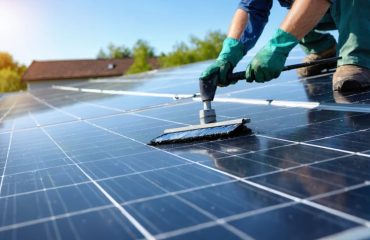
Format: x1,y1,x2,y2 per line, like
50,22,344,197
22,58,159,81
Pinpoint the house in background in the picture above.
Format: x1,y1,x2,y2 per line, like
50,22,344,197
22,58,159,89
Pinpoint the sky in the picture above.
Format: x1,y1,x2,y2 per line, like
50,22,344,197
0,0,288,66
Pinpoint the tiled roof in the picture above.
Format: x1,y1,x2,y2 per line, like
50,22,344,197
22,58,159,81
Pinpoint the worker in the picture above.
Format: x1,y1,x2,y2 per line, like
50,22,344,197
200,0,370,92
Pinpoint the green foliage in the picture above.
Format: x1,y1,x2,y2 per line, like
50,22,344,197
0,52,16,69
159,30,226,68
126,40,154,74
97,43,132,59
0,52,26,92
158,42,196,68
0,68,26,92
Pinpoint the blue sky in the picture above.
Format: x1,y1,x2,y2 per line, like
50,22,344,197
0,0,288,65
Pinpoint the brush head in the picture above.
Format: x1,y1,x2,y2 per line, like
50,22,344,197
149,118,251,145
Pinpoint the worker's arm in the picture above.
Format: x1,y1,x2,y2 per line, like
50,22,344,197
280,0,331,39
200,0,272,87
228,9,248,40
246,0,331,83
236,0,273,53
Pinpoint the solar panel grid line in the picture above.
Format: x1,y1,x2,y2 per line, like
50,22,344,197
154,201,297,240
28,93,82,121
0,205,115,233
241,154,353,181
2,162,76,179
301,142,370,157
306,181,370,202
199,142,299,165
211,152,280,171
135,172,254,240
305,162,368,184
37,127,156,240
74,149,156,166
27,111,40,127
285,113,368,133
144,182,370,240
0,175,363,238
40,177,63,240
121,180,236,206
48,182,89,238
168,201,254,240
0,181,91,200
95,162,193,182
69,98,189,127
318,226,370,240
153,219,231,240
275,167,354,190
85,119,370,227
0,123,15,196
0,101,17,123
85,120,301,202
256,134,370,157
301,201,370,227
0,104,126,134
74,151,352,204
305,127,370,143
129,113,189,126
214,77,305,97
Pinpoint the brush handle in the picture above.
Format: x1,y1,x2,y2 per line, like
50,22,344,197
228,56,341,82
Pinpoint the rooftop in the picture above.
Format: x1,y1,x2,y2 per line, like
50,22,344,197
22,58,159,82
0,51,370,239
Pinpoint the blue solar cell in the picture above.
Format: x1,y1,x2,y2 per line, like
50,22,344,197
166,225,243,240
250,165,363,198
125,196,212,234
179,181,290,218
0,208,144,240
315,185,370,221
229,204,359,240
0,183,110,226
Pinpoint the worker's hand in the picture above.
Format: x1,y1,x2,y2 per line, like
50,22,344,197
246,29,299,83
200,38,245,87
200,60,234,87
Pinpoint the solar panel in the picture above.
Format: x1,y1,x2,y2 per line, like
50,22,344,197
1,52,370,239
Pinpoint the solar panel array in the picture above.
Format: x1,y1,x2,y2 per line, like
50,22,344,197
1,52,370,239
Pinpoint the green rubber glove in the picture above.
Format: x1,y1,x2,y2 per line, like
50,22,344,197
246,29,299,83
200,37,245,87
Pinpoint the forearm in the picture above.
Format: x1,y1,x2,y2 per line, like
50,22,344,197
280,0,331,40
228,9,249,40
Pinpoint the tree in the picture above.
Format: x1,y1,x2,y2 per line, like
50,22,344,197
97,49,108,59
126,40,155,74
159,30,226,68
190,31,225,60
97,43,132,59
0,52,16,70
159,42,196,68
0,52,26,92
0,68,25,92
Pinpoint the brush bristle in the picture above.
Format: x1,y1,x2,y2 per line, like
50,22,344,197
149,123,251,145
